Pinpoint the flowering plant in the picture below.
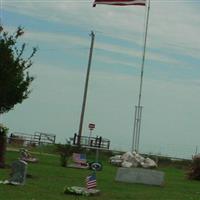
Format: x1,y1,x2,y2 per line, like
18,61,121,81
0,124,8,136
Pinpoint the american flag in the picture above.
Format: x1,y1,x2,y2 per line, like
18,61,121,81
72,153,86,164
93,0,146,7
86,173,97,189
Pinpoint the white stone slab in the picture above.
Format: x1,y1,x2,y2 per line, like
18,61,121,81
115,167,164,186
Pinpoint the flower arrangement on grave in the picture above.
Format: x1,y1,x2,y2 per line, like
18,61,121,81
64,186,90,196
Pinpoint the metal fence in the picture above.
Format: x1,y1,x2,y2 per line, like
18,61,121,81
8,132,56,146
72,133,110,150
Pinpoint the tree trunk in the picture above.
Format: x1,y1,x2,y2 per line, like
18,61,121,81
0,135,6,168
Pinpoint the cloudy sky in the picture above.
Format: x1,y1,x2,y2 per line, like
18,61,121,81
1,0,200,158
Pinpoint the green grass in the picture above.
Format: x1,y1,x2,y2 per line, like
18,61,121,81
0,151,200,200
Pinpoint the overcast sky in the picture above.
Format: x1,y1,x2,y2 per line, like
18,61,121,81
1,0,200,158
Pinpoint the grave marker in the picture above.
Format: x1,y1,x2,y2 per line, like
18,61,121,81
9,160,27,185
115,167,165,186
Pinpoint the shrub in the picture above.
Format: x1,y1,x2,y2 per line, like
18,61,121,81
0,124,8,136
56,144,74,167
187,155,200,180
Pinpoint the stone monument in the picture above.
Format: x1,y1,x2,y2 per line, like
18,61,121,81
9,160,28,185
115,167,164,186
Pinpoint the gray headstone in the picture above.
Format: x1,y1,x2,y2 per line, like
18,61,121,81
115,167,165,186
9,160,27,185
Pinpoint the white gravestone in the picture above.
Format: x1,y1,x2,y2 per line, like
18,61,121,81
115,167,164,186
9,160,28,185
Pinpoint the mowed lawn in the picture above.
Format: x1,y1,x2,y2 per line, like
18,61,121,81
0,151,200,200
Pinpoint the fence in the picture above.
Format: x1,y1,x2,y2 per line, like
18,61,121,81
8,132,56,146
72,133,110,150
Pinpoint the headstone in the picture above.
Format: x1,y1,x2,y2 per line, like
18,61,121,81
115,167,164,186
9,160,27,185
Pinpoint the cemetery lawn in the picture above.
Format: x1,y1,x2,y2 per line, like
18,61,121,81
0,151,200,200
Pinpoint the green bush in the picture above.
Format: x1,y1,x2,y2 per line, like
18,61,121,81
187,155,200,180
56,144,74,167
0,124,8,136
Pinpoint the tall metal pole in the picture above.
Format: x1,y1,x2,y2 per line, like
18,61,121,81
77,31,95,146
132,0,150,152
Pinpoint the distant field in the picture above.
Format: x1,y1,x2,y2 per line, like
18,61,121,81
0,150,200,200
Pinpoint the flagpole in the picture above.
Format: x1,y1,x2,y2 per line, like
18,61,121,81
77,31,95,146
132,0,150,152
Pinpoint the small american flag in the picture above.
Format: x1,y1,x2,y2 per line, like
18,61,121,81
72,153,86,164
86,173,97,189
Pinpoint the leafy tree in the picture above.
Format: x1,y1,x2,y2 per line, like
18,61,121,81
0,26,37,168
0,124,8,168
0,26,37,114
